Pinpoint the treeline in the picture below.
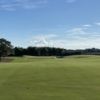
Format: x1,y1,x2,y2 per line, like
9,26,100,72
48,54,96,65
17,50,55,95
13,47,66,56
11,47,100,57
1,38,100,58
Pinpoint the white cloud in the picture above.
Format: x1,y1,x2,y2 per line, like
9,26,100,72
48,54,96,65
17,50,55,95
50,34,100,49
66,0,76,3
95,23,100,26
33,38,48,46
0,0,48,11
47,27,100,49
28,30,100,49
83,24,91,27
14,30,100,49
53,40,84,49
12,23,100,49
31,34,57,47
66,28,88,35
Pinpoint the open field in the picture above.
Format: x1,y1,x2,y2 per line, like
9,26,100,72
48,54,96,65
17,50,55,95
0,55,100,100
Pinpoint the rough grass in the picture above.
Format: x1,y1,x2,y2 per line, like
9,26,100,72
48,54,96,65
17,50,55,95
0,55,100,100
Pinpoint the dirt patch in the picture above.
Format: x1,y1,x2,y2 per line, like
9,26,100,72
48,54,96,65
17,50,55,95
0,58,14,62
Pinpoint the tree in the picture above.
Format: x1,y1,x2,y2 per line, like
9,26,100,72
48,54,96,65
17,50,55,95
14,47,23,56
0,38,13,60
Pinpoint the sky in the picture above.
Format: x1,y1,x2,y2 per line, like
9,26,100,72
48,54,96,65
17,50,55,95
0,0,100,49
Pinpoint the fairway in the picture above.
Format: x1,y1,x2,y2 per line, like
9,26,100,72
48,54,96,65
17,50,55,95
0,55,100,100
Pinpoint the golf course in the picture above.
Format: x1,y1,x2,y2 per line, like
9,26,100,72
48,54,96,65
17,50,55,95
0,55,100,100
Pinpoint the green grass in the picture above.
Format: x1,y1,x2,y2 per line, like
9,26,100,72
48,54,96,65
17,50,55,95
0,55,100,100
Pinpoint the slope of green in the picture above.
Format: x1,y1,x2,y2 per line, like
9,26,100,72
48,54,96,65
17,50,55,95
0,55,100,100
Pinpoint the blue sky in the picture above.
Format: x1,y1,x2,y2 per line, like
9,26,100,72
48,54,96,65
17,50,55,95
0,0,100,49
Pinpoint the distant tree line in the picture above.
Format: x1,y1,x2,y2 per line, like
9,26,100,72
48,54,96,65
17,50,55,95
1,38,100,59
13,47,66,56
12,47,100,57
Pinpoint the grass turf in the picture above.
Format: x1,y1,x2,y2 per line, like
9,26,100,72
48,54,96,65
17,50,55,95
0,55,100,100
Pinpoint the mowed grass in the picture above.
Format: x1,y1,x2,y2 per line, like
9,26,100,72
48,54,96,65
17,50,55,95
0,55,100,100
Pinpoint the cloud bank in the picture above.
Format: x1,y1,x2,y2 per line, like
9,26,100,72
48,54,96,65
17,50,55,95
0,0,48,11
29,23,100,49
